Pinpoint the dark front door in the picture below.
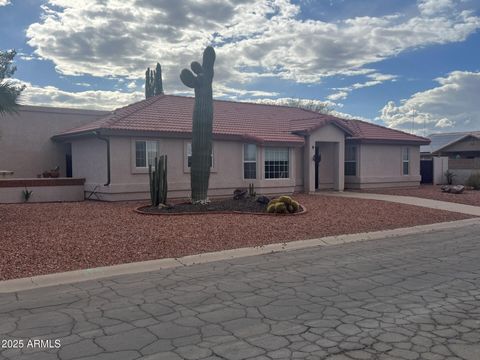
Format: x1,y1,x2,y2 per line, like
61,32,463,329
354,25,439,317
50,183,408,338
420,159,433,184
315,146,320,189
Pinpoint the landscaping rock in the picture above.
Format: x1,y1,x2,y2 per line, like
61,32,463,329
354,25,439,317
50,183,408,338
441,185,465,194
256,196,270,205
233,189,247,200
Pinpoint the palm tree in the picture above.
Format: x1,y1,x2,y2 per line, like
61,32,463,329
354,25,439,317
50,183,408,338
0,50,24,116
0,81,21,115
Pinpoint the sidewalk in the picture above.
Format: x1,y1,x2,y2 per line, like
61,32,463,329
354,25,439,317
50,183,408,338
321,191,480,216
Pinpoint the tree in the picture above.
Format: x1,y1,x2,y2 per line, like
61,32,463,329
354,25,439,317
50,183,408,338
180,46,216,203
0,50,25,116
145,62,163,99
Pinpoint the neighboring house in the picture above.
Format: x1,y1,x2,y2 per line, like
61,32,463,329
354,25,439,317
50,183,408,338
421,131,480,184
0,105,109,178
51,95,429,201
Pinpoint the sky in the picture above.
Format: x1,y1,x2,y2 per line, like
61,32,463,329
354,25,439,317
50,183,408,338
1,0,479,135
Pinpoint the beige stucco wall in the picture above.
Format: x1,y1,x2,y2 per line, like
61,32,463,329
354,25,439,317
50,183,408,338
72,135,304,201
0,184,84,203
345,143,421,189
0,106,108,178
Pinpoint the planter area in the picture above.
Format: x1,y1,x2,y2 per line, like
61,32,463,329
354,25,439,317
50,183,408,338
0,178,85,203
136,197,306,216
0,193,474,281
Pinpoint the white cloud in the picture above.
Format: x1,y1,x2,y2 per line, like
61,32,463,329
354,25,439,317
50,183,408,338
14,79,142,110
0,0,10,6
378,71,480,134
327,91,348,101
25,0,480,93
126,81,137,90
327,72,397,100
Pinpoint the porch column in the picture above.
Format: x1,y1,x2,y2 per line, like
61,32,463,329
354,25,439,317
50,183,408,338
304,136,315,193
334,141,345,191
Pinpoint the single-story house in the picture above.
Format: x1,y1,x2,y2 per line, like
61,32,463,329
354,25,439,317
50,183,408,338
50,94,429,201
421,131,480,184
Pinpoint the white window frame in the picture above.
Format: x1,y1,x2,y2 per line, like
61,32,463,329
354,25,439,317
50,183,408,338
402,147,410,176
133,139,159,172
264,147,290,180
184,141,216,173
243,144,257,180
344,144,357,177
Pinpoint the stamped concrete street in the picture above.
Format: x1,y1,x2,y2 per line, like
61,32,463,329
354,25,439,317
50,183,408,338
1,224,479,360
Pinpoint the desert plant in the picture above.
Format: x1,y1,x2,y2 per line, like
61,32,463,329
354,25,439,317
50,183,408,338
145,62,163,99
248,183,256,197
149,155,168,207
444,170,455,185
266,195,301,214
1,50,26,116
180,46,216,204
22,187,32,202
466,172,480,190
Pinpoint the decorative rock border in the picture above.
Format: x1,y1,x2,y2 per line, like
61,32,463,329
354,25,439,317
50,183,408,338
134,204,307,216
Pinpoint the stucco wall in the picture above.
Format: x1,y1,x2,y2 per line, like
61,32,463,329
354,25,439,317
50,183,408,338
345,143,422,189
73,135,303,201
0,106,108,178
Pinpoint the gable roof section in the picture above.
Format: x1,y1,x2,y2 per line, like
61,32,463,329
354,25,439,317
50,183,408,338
53,94,429,145
422,131,480,154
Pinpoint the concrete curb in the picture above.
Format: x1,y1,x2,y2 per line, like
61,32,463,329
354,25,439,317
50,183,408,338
1,218,479,294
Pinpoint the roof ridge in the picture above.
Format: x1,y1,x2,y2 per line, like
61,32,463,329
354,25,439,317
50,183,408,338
350,118,430,141
166,94,325,115
101,94,166,128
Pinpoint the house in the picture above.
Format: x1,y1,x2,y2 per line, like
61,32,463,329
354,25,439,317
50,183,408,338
50,94,429,201
0,105,109,178
421,131,480,184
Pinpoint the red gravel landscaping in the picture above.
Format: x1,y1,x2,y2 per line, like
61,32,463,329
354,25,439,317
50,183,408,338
362,185,480,207
0,194,474,281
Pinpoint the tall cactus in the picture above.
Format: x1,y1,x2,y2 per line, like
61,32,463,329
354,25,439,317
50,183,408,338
148,155,168,207
180,46,216,204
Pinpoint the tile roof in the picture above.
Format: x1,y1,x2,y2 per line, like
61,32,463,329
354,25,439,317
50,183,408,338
54,94,430,145
421,131,480,153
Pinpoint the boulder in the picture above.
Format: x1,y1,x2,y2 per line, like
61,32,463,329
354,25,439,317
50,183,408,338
233,189,247,200
441,185,465,194
256,196,270,205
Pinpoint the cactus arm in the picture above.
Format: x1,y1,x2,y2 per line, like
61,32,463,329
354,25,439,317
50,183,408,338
202,46,215,78
180,69,198,88
191,61,203,75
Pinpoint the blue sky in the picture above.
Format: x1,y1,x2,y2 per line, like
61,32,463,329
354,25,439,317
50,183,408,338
1,0,479,134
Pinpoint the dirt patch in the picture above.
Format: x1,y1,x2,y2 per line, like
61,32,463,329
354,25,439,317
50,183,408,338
361,185,480,207
0,194,474,280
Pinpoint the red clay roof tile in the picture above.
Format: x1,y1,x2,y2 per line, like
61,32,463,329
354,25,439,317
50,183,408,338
55,94,430,145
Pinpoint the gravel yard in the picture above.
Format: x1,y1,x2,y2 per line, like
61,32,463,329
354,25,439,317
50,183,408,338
0,194,474,280
362,185,480,207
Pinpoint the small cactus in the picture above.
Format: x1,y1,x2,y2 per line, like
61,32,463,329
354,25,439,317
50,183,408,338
149,155,168,207
266,195,302,214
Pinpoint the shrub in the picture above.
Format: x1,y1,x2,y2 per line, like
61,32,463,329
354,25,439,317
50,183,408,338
444,170,455,185
466,172,480,190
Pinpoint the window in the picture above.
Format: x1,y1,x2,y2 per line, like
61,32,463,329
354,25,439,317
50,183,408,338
345,144,357,176
135,140,158,168
264,147,289,179
243,144,257,179
402,147,410,175
186,142,213,168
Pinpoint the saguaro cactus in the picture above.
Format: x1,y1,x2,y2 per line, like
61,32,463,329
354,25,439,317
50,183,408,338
148,155,168,207
180,46,216,203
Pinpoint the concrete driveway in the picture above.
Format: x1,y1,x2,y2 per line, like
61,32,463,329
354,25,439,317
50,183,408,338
1,224,479,360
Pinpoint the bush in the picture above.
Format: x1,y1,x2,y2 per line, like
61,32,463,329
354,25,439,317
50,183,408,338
466,172,480,190
444,170,455,185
